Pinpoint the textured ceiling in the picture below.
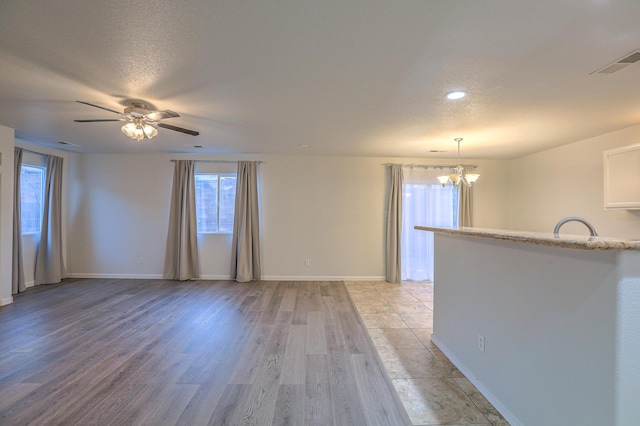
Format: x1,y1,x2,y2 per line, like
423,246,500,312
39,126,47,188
1,0,639,158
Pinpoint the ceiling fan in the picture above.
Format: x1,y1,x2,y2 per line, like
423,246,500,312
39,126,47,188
74,100,199,141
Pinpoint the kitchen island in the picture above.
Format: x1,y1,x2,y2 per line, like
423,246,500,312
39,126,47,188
414,226,640,426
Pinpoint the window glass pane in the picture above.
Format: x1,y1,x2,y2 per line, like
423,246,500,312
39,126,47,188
219,176,237,233
195,174,219,233
195,173,237,234
21,165,44,234
401,180,456,282
452,186,459,226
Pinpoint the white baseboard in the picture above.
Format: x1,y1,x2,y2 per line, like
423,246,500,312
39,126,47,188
431,335,523,426
66,273,163,280
197,275,231,280
261,275,385,281
341,276,386,282
1,296,14,306
65,273,385,282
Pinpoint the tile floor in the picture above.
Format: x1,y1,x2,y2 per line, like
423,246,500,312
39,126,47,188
344,281,509,426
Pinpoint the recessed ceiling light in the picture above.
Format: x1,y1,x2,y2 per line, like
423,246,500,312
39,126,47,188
445,90,467,100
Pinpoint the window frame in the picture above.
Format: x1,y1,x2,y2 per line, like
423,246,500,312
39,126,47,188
20,163,46,236
194,172,237,235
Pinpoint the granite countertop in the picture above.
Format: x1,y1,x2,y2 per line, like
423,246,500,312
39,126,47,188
414,226,640,251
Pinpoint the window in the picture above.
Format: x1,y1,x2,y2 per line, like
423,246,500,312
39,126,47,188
195,173,237,233
21,164,45,234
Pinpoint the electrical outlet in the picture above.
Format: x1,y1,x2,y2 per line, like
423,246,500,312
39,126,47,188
478,334,485,353
138,257,144,265
304,258,310,267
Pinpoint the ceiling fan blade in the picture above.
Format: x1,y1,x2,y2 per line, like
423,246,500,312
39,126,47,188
74,119,125,122
76,101,127,117
158,122,200,136
146,110,180,121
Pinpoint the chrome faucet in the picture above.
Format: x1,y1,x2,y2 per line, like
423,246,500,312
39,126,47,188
553,217,598,237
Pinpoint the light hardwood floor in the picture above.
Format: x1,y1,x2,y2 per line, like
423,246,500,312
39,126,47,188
0,279,410,425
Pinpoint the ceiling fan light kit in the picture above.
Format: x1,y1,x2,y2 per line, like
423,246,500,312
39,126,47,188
121,119,158,141
75,100,199,141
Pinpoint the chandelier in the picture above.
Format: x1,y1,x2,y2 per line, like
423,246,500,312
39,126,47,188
437,138,480,187
121,118,158,141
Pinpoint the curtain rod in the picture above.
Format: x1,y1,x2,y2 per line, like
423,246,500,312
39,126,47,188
382,163,477,170
18,148,48,156
18,148,66,160
170,160,263,164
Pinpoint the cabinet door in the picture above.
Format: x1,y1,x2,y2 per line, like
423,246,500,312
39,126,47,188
604,143,640,210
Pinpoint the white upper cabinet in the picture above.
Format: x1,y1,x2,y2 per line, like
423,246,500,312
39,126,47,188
604,143,640,210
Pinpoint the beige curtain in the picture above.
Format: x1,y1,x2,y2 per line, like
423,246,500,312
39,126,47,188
34,155,66,285
231,161,261,282
459,166,474,227
12,148,26,293
163,160,200,281
385,164,403,283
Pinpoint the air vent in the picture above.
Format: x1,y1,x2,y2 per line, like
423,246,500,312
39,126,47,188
592,50,640,74
618,51,640,63
58,141,81,148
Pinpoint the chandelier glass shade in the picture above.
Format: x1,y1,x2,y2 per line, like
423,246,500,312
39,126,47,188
437,138,480,187
121,118,158,141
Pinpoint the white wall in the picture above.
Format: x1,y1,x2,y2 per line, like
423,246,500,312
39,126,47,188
261,156,386,280
66,154,172,278
65,153,508,280
0,124,15,305
469,159,509,229
507,124,640,238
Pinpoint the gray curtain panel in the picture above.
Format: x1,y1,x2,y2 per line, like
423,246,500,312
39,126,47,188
34,155,66,285
231,161,261,282
12,147,26,294
163,160,200,281
385,164,403,283
459,166,474,227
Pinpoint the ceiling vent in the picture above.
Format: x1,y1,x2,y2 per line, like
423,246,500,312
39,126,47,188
592,50,640,74
58,141,81,148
